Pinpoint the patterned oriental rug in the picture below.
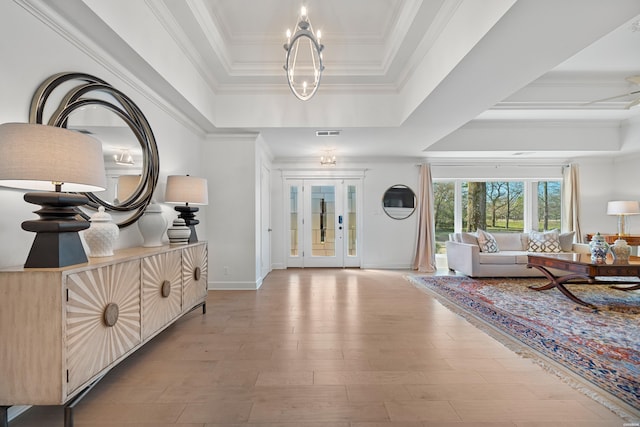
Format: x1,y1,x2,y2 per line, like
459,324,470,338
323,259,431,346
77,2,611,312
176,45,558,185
407,275,640,417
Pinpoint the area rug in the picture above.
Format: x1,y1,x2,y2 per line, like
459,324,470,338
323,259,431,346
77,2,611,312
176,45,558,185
407,275,640,416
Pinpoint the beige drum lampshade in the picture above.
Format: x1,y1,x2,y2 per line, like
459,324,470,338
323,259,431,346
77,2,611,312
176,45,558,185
0,122,106,192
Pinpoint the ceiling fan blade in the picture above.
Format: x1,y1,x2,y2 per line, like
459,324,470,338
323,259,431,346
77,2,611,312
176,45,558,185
585,89,640,105
625,75,640,85
626,97,640,109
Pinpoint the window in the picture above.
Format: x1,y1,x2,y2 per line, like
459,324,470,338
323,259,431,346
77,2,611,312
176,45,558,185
536,181,561,231
433,182,454,254
462,181,524,232
434,179,562,253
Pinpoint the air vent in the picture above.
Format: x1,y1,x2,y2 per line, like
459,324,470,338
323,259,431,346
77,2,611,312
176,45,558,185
315,130,340,137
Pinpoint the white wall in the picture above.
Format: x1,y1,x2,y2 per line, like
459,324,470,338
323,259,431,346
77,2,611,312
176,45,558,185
573,158,619,238
203,134,272,290
0,1,205,269
270,159,421,270
607,118,640,235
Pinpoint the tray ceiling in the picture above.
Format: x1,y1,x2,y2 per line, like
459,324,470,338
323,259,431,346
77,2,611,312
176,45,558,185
20,0,640,161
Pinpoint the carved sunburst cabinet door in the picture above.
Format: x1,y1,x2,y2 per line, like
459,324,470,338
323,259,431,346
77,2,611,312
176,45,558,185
65,260,141,394
183,244,208,310
142,250,182,339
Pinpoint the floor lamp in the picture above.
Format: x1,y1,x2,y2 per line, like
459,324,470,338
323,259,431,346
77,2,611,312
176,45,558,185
164,175,208,243
0,123,106,268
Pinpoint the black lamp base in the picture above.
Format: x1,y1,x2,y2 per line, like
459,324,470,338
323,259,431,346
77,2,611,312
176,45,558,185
175,205,200,243
21,191,91,268
24,232,88,268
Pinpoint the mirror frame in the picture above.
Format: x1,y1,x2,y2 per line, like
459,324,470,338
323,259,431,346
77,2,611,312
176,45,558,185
29,72,159,228
382,184,416,220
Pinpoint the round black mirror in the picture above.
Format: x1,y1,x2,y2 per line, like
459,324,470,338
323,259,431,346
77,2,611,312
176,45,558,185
382,185,416,220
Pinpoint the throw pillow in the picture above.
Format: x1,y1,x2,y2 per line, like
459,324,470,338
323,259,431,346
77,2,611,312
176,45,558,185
546,229,575,252
528,230,561,253
558,231,575,252
476,229,499,253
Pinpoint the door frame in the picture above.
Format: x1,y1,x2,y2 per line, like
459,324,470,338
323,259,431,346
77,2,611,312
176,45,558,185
282,169,366,268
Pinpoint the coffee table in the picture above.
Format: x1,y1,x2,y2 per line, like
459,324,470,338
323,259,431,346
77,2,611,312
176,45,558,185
527,253,640,309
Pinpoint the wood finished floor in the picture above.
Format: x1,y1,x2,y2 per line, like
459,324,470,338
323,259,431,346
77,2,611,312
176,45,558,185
11,268,629,427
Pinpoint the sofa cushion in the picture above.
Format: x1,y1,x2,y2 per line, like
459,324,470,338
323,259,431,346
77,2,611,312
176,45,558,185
494,233,526,251
477,229,499,253
528,230,561,253
478,252,516,264
460,232,478,245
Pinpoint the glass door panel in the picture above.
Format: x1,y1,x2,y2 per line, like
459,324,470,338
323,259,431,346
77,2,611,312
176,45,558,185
304,182,342,267
311,185,335,257
290,186,299,257
347,184,357,257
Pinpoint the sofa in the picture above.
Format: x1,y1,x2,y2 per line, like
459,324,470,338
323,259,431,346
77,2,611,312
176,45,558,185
446,230,590,277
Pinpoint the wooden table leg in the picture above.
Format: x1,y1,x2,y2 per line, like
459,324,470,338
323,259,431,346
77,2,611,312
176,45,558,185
527,264,597,309
611,283,640,291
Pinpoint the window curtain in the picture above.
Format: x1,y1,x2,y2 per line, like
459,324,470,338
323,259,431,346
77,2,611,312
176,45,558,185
562,163,582,242
413,163,436,272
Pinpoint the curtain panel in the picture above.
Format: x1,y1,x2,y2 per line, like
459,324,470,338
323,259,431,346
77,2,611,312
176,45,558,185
413,163,436,272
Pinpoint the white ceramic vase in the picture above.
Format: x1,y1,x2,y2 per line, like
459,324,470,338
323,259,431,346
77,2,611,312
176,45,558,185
138,202,167,247
610,239,631,264
84,206,119,257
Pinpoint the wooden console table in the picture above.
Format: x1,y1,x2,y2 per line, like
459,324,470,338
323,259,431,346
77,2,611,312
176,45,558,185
0,242,208,427
585,234,640,245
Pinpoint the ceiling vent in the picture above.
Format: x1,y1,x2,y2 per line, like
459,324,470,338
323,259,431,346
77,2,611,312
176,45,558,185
316,130,340,137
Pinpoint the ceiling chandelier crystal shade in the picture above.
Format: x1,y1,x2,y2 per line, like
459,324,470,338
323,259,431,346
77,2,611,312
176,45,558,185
283,6,324,101
114,149,134,166
320,153,336,166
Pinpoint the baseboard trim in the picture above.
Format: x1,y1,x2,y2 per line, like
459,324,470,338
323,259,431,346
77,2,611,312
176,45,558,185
361,263,413,269
208,280,263,290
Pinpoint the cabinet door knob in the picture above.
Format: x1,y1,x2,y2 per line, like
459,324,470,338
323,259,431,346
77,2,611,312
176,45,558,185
161,280,171,298
103,303,119,327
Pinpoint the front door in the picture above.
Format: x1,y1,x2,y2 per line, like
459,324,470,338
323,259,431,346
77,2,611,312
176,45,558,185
287,179,361,268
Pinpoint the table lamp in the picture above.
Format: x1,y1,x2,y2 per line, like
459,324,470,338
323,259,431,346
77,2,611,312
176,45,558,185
164,175,208,243
607,200,640,237
0,123,106,268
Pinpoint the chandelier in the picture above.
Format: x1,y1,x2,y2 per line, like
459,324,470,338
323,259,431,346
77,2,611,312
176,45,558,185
283,6,324,101
320,151,336,166
114,149,134,166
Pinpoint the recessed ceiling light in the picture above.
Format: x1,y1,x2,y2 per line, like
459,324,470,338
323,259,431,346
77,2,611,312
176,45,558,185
316,130,340,137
